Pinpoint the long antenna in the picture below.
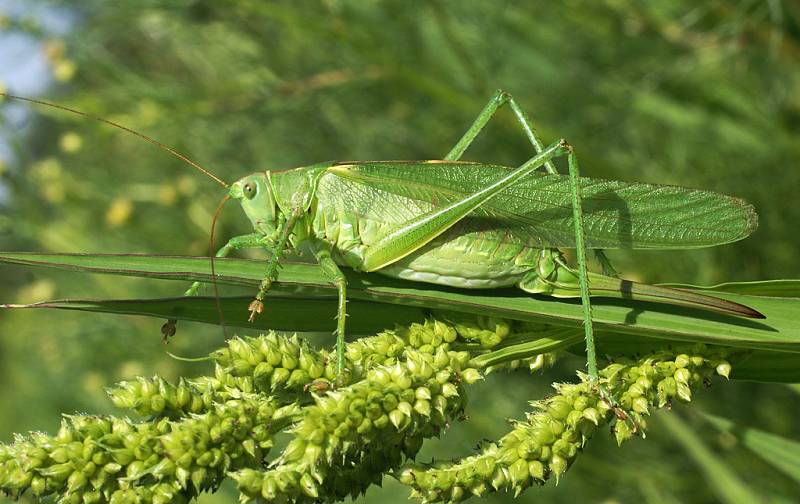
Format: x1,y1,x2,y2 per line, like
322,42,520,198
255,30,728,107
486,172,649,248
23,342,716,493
0,92,229,188
209,194,231,339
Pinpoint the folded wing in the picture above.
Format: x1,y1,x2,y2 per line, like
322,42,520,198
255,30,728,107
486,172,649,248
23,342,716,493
324,161,758,250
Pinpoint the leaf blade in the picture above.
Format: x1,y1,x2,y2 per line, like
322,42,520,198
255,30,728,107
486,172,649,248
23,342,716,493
3,295,426,334
1,252,799,355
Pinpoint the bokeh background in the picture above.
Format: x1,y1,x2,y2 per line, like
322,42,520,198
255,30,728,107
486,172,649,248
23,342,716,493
1,1,799,502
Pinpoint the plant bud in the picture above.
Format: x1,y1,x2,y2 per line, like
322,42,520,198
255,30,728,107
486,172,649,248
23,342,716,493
509,458,529,486
676,382,692,402
626,382,645,398
393,372,413,390
716,361,731,379
149,395,166,414
690,355,706,367
300,472,319,498
307,362,325,380
389,410,408,431
528,460,545,481
397,401,413,418
449,485,465,501
369,368,392,386
657,377,677,402
261,476,279,500
30,475,46,495
414,399,431,417
441,383,458,398
66,471,87,491
381,394,399,413
81,461,97,477
415,387,432,401
270,368,290,388
191,467,208,491
38,462,72,482
553,438,578,459
101,461,122,475
281,353,298,371
674,368,691,385
481,333,503,348
287,369,310,388
490,467,506,490
461,368,482,385
397,467,416,486
175,385,191,409
632,397,649,414
189,395,205,414
572,394,590,412
234,469,261,495
231,359,251,376
49,446,69,464
614,420,633,445
674,353,691,368
453,351,471,368
565,409,584,429
548,454,568,478
435,369,453,384
547,397,573,420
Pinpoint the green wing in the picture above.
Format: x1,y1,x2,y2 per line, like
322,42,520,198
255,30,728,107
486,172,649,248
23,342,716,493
323,161,757,250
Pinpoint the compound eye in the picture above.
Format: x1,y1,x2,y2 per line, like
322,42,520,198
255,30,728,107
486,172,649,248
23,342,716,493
243,182,257,199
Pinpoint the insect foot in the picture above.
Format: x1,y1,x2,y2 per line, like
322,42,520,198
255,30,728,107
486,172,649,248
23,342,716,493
160,318,178,343
247,299,265,322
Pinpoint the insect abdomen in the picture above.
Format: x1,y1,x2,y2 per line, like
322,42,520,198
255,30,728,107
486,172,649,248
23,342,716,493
312,199,539,288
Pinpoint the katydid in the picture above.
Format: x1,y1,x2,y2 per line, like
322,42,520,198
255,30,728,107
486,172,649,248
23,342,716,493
0,90,763,385
186,90,762,384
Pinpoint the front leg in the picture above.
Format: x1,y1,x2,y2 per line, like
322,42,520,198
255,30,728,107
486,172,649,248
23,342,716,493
185,233,267,296
248,208,303,321
307,239,348,379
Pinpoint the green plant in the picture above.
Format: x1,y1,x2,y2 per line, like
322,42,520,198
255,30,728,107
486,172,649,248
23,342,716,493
0,316,736,503
2,4,800,502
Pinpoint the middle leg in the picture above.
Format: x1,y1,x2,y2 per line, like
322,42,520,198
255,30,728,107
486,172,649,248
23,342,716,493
308,239,348,379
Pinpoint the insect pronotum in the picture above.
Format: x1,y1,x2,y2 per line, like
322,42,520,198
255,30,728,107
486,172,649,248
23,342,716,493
0,90,764,385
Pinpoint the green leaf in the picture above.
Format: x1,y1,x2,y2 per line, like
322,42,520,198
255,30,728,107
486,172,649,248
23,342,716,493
659,413,763,504
2,296,427,335
701,413,800,485
2,253,800,361
660,280,800,298
588,333,800,383
470,328,583,368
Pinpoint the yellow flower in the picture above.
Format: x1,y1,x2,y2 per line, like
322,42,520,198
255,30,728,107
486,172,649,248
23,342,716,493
106,198,134,227
53,60,76,82
58,132,83,153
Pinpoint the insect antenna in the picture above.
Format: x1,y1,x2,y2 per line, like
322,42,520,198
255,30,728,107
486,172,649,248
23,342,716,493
0,92,229,188
2,92,234,339
210,194,231,339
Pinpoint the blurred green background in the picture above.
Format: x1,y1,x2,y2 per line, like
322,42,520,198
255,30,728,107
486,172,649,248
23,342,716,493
1,1,799,502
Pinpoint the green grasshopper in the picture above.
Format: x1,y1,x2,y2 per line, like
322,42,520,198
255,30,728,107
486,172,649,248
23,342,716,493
187,90,762,383
1,90,762,385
